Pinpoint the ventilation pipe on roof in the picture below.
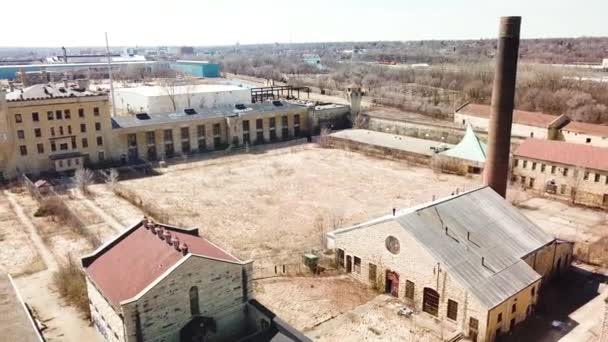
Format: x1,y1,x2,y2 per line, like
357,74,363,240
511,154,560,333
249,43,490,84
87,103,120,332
484,16,521,198
163,231,172,244
171,237,180,251
180,243,189,255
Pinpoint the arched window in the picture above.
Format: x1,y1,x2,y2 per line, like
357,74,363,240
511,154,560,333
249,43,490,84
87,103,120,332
190,286,200,316
423,287,440,316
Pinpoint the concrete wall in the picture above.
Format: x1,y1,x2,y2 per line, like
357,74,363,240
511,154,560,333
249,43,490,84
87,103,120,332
0,96,112,178
87,278,125,342
115,88,251,115
327,136,431,166
512,157,608,209
331,222,489,341
121,257,252,342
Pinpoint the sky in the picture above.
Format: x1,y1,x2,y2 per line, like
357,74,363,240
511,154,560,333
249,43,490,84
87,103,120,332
2,0,607,47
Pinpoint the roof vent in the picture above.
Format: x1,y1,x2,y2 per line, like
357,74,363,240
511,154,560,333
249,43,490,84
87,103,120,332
171,236,180,250
272,100,283,107
180,243,189,255
154,226,163,236
184,108,197,115
235,104,247,110
163,230,172,243
135,113,150,120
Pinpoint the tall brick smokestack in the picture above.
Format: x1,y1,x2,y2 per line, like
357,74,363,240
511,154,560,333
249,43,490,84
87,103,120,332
484,16,521,198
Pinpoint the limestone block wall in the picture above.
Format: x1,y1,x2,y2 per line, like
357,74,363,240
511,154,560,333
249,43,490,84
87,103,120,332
327,136,431,166
332,221,489,341
121,257,249,342
87,277,124,342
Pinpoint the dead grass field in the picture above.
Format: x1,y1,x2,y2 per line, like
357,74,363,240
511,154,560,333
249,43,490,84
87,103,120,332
116,145,481,260
10,188,94,265
254,276,377,331
0,191,45,276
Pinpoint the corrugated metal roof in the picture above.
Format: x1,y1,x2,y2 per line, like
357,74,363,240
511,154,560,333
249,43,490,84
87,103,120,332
395,187,552,308
333,187,553,309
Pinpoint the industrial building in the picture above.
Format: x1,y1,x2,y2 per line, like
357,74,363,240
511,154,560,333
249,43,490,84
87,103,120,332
0,82,113,180
327,187,573,342
82,218,310,342
0,61,157,81
512,138,608,208
110,101,309,163
113,84,251,115
171,60,221,78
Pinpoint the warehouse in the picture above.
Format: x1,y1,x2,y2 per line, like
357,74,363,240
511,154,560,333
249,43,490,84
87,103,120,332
114,84,251,115
327,187,573,342
171,60,221,78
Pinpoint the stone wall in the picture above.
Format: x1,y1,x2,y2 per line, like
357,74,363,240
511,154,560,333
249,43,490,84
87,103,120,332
87,277,124,342
331,221,489,341
121,256,251,342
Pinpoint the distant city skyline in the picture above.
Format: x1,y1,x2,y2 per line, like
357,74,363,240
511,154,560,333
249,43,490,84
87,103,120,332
1,0,607,47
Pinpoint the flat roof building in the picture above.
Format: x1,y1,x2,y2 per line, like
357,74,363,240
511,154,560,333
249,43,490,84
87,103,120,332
171,60,221,78
114,84,251,115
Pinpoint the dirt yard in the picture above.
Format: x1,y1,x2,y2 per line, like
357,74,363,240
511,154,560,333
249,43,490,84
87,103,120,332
254,276,377,331
0,191,45,276
115,145,481,261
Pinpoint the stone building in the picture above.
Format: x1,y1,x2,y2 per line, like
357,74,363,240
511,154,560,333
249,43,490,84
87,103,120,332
327,187,573,342
82,218,310,342
110,101,309,163
558,120,608,148
0,82,112,180
512,138,608,209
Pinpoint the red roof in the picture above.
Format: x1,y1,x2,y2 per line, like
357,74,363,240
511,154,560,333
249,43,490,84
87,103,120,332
514,139,608,172
457,103,559,128
83,221,241,309
561,121,608,137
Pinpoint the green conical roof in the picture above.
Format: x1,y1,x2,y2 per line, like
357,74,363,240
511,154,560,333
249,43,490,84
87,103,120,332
440,124,487,163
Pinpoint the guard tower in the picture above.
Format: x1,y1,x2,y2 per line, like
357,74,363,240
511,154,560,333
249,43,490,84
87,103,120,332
346,83,363,125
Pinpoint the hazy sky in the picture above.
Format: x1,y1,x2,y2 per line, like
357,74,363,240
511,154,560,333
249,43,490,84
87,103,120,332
2,0,607,47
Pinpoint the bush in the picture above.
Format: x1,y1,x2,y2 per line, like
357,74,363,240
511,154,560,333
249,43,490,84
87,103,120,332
430,156,468,176
53,257,90,319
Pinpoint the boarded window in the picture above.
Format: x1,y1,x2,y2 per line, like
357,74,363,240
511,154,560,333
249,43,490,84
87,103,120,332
497,312,502,323
447,299,458,320
337,249,344,268
368,263,377,283
469,317,479,342
512,303,516,313
353,256,361,274
423,288,440,316
405,280,415,300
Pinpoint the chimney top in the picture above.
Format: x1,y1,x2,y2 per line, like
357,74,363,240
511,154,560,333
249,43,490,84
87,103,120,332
180,243,189,255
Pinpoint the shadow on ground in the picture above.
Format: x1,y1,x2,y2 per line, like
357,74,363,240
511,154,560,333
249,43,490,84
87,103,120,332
498,265,606,342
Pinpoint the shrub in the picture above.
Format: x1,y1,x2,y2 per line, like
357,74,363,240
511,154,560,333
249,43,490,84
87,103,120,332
53,257,90,319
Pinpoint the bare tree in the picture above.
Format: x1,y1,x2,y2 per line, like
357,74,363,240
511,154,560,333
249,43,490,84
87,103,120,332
314,214,327,248
74,168,94,196
159,78,179,112
104,168,119,188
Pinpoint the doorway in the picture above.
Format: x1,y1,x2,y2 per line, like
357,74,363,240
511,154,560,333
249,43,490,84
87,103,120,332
346,255,352,273
385,270,399,297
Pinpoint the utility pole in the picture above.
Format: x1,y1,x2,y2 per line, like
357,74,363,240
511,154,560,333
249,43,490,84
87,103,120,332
105,32,117,117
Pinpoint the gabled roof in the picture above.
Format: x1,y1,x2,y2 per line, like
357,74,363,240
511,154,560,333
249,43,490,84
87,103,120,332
82,219,242,309
514,138,608,172
440,124,487,163
331,187,554,309
561,120,608,138
456,103,559,128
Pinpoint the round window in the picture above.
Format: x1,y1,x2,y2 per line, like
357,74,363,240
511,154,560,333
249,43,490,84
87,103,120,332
385,236,400,254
